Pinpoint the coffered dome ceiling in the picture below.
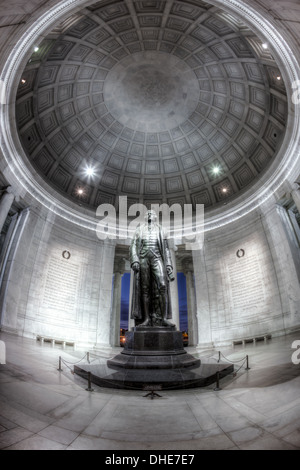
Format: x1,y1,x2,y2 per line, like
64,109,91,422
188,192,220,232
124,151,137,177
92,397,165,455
15,0,288,211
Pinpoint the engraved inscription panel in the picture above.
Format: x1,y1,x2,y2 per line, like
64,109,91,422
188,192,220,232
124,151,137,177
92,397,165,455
42,256,80,320
226,254,265,317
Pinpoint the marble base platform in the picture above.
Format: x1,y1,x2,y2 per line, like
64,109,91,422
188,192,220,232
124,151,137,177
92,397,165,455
74,361,234,390
74,327,233,390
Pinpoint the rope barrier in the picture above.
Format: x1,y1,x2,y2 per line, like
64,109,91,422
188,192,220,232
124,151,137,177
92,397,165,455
57,348,251,393
57,352,90,375
218,350,249,364
87,351,115,360
234,357,248,374
69,364,245,393
72,365,234,393
59,352,89,366
60,358,75,374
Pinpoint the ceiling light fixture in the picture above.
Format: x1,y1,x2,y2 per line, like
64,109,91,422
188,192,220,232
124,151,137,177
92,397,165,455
85,167,95,177
212,166,221,175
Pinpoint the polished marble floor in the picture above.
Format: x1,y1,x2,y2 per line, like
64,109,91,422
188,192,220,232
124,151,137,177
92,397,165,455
0,330,300,450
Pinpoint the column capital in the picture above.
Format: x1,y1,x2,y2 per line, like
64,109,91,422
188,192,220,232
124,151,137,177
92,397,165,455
182,258,193,275
0,186,20,203
167,238,178,251
114,257,127,274
0,186,15,197
5,186,14,195
293,181,300,189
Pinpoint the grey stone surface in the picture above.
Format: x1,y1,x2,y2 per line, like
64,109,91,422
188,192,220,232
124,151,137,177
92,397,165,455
0,0,299,356
1,330,300,450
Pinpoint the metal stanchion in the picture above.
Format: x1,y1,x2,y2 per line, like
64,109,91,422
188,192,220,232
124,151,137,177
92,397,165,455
214,371,222,391
245,355,250,370
85,371,94,392
217,351,221,363
87,352,90,363
57,356,63,371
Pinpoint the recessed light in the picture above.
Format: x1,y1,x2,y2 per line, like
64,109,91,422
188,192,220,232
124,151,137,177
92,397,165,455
34,46,39,52
85,167,95,177
262,43,268,50
212,166,220,175
21,79,26,84
77,188,84,195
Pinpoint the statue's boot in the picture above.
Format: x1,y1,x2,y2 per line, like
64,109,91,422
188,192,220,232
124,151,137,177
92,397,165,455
140,315,151,327
159,290,174,327
162,317,175,327
140,295,151,326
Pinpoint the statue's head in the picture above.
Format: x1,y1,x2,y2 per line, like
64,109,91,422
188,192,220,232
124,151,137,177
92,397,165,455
145,210,157,223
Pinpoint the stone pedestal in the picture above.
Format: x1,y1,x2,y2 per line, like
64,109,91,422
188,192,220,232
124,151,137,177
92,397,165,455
74,325,234,390
107,326,200,369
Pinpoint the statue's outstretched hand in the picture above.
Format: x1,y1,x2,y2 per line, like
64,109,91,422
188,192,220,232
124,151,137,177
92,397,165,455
132,262,140,273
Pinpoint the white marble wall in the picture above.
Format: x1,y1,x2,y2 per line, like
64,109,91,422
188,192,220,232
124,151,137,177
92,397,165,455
260,199,300,333
0,207,115,349
192,198,300,348
0,195,299,350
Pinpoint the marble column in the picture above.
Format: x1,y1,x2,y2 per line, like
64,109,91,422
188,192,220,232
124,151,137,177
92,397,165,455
96,240,116,348
192,247,213,349
110,271,122,347
291,189,300,214
183,268,197,346
0,208,30,332
0,187,15,234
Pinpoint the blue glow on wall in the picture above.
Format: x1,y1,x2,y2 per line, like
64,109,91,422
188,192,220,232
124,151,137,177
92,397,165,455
120,273,130,329
177,272,188,332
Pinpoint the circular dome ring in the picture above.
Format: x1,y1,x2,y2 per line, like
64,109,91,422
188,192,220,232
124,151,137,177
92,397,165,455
0,0,299,234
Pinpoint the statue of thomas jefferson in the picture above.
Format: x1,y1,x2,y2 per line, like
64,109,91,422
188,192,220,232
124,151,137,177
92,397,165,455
130,210,175,327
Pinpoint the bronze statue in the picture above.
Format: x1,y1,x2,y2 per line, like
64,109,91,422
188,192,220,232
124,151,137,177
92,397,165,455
130,210,175,327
